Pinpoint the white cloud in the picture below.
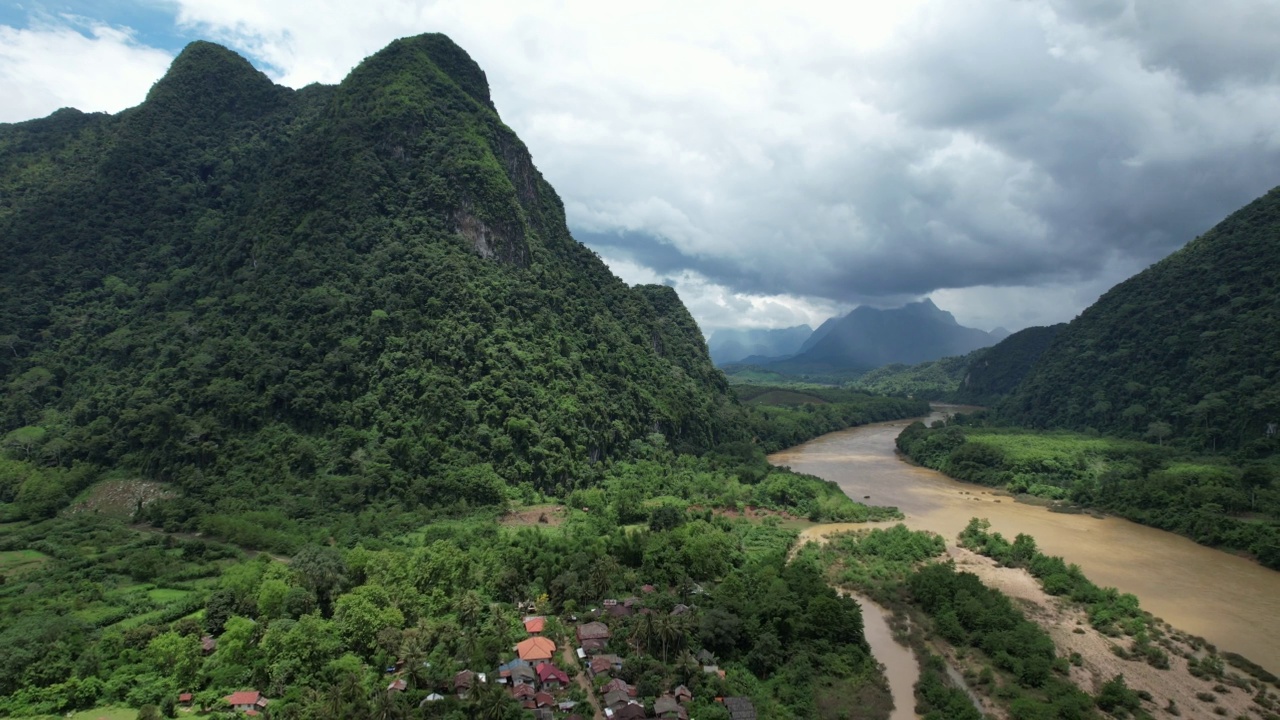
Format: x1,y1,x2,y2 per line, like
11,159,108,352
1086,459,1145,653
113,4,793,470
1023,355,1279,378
9,0,1280,334
0,19,173,123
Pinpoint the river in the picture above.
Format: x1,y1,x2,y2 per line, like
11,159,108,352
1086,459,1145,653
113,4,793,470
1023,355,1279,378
771,407,1280,681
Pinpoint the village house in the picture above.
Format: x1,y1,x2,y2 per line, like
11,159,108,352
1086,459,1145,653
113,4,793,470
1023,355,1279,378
515,636,556,662
454,670,483,698
497,657,535,685
523,615,546,634
535,661,570,690
588,654,624,678
177,693,193,707
535,691,555,708
511,682,536,708
223,690,268,715
672,685,692,704
599,677,636,698
602,689,631,710
654,694,688,720
576,621,611,643
201,635,217,655
722,696,758,720
612,703,648,720
386,678,406,692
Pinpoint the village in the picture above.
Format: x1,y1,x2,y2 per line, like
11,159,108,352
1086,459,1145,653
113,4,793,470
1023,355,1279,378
195,586,758,720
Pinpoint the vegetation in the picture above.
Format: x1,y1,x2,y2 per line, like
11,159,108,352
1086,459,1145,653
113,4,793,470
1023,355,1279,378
1005,185,1280,452
805,525,1100,719
954,324,1064,406
0,450,900,719
0,36,742,543
848,355,972,400
897,418,1280,568
957,519,1156,641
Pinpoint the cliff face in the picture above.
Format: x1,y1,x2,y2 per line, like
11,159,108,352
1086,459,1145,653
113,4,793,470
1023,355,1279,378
0,35,733,514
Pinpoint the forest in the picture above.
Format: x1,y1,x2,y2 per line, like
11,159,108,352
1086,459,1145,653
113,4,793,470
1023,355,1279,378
0,434,903,719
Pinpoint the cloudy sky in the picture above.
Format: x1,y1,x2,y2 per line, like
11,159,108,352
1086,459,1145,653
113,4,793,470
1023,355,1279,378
4,1,1280,333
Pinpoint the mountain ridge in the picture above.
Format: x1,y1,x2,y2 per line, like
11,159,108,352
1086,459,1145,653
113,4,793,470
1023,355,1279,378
0,35,735,528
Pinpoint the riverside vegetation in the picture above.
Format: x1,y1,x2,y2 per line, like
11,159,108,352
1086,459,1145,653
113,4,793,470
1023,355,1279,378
896,413,1280,569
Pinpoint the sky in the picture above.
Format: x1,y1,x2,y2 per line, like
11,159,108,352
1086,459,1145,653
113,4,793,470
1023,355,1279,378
4,1,1280,334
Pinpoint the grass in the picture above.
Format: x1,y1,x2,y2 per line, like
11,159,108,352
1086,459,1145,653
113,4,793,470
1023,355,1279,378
147,587,191,604
0,549,51,576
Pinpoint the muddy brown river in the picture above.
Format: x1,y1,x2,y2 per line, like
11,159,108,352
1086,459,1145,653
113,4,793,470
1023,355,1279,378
771,407,1280,679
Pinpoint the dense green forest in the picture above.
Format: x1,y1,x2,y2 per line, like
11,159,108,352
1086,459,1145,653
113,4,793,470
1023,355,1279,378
1004,186,1280,450
0,36,742,537
954,325,1064,406
896,416,1280,568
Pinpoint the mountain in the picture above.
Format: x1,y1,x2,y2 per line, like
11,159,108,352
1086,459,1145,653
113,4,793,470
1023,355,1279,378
1004,186,1280,450
955,324,1064,405
773,299,1002,372
797,315,840,354
0,36,736,525
707,325,812,365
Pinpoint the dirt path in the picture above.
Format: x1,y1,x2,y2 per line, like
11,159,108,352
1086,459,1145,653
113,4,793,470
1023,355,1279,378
949,546,1273,719
562,643,604,720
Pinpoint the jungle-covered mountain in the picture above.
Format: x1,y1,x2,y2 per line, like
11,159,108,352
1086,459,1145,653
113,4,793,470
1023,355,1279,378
771,299,1002,372
954,324,1064,405
0,36,739,526
706,324,812,365
1004,186,1280,451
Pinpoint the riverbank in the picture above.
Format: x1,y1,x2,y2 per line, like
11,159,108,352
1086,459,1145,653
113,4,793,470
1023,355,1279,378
950,546,1271,719
771,413,1280,676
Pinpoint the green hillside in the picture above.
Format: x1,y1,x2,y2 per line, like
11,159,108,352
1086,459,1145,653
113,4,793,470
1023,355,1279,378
0,37,735,535
955,324,1064,405
1004,186,1280,452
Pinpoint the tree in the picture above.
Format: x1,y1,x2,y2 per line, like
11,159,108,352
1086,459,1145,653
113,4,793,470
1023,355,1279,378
1241,465,1274,511
333,586,405,657
293,546,349,616
1144,421,1172,446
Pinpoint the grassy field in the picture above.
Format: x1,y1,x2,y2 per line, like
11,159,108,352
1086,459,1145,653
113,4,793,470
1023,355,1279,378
0,549,51,577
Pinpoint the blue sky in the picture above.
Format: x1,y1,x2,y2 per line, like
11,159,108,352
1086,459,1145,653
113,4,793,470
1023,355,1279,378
2,1,194,53
5,1,1280,334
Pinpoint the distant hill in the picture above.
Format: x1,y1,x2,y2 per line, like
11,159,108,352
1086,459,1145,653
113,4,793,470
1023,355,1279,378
1004,186,1280,450
772,299,1002,372
955,324,1064,405
707,325,812,365
0,36,736,523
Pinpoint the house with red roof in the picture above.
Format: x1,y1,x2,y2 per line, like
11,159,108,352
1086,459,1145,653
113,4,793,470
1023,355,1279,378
223,690,268,714
535,662,570,690
523,615,546,634
515,636,556,662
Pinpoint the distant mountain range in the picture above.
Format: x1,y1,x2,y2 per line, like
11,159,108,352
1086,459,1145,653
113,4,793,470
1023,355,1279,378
715,299,1005,372
706,325,813,365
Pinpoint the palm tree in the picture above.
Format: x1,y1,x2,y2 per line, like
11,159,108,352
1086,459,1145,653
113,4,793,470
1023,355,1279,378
630,612,657,652
472,679,517,720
